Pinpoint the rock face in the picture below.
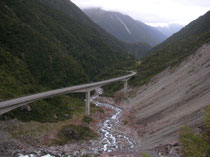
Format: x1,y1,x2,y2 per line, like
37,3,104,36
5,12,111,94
127,43,210,150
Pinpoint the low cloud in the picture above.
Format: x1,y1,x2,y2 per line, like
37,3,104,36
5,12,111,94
71,0,210,26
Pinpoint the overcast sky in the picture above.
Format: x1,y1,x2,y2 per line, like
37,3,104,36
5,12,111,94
71,0,210,26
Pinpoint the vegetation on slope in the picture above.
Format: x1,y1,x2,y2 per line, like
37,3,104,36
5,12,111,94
57,124,98,145
0,0,135,122
1,95,85,123
132,11,210,86
179,106,210,156
126,42,152,58
0,0,134,90
0,48,39,99
41,0,148,58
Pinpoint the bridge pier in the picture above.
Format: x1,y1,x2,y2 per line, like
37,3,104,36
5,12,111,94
85,90,91,115
123,79,128,93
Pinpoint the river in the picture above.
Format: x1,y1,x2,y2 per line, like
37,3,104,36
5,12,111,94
18,88,136,157
90,88,135,153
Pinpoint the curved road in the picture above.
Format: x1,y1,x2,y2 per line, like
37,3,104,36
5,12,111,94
0,71,136,115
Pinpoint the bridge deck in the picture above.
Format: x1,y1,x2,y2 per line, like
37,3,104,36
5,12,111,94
0,71,136,115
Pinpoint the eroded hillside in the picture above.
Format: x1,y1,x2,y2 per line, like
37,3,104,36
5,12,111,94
125,43,210,150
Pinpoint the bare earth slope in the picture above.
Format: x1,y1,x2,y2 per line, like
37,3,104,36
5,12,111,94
127,43,210,150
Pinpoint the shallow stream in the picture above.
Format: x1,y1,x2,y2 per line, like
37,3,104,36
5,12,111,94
18,88,136,157
90,89,135,152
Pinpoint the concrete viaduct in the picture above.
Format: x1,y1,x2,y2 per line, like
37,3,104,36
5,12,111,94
0,72,136,116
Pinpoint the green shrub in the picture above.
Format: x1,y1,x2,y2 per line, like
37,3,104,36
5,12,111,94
82,116,93,124
179,106,210,157
57,124,97,145
179,126,209,157
204,106,210,134
142,152,151,157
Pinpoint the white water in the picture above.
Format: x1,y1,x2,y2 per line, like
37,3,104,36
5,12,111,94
91,88,135,152
18,88,135,156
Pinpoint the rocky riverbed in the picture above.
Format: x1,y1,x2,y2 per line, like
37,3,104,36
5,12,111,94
0,88,182,157
12,89,138,157
90,91,136,153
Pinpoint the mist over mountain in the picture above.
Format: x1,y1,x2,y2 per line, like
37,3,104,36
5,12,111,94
155,24,184,37
84,8,167,47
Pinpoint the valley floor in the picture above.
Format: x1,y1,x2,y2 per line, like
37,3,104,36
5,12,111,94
0,96,142,157
0,43,209,157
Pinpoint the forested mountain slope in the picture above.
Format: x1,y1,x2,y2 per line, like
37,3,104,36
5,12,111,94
0,0,136,100
42,0,151,58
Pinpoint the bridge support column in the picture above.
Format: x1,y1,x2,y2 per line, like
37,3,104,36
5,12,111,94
85,91,90,115
123,80,128,93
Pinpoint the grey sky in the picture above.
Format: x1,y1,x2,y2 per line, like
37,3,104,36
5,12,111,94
71,0,210,26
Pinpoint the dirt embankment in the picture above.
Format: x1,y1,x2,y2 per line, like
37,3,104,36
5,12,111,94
125,43,210,150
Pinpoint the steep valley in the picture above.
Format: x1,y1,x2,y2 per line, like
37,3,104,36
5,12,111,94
0,0,210,157
0,42,209,157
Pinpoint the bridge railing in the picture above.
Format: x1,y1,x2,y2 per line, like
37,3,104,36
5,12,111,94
0,71,136,115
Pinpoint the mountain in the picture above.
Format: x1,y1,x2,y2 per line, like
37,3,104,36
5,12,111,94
155,23,184,37
132,10,210,86
44,1,152,58
0,0,138,100
125,42,151,58
84,8,167,47
127,11,210,151
128,36,210,151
